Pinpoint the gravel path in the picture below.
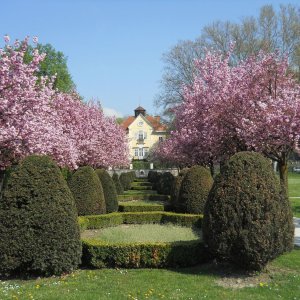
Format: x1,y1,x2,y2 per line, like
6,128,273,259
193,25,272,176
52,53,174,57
294,217,300,247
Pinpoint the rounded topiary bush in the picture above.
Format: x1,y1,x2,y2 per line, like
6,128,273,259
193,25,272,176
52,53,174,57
157,172,175,195
148,171,158,183
170,168,189,210
0,155,81,277
119,172,132,191
178,166,213,214
96,169,118,213
202,151,294,271
68,166,106,216
112,173,124,195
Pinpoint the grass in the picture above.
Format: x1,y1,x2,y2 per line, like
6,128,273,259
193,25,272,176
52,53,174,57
81,224,201,243
288,172,300,217
0,248,299,300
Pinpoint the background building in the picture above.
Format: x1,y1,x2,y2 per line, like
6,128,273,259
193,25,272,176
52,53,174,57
120,106,167,160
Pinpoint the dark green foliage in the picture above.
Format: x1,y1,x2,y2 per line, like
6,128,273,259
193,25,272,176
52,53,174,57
112,173,124,195
82,240,205,269
178,166,213,214
0,155,81,277
118,203,165,212
157,172,175,195
152,173,162,191
119,172,132,190
60,167,73,182
129,171,137,181
79,211,202,230
117,194,170,201
171,168,189,210
148,171,158,183
95,169,118,213
80,211,205,268
202,152,294,271
68,166,106,216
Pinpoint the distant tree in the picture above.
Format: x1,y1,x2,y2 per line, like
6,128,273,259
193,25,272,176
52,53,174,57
24,43,75,93
156,4,300,119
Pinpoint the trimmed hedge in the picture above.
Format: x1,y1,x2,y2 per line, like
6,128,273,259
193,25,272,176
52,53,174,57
157,172,175,195
78,211,202,231
69,166,106,216
82,239,206,268
80,211,205,268
95,169,118,213
119,172,132,190
0,155,81,277
203,151,294,271
178,166,213,214
118,203,165,212
171,168,189,209
112,173,124,195
117,194,170,202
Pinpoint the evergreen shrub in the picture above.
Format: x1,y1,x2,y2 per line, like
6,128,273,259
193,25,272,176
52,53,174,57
69,166,106,216
0,155,81,277
202,151,294,271
96,169,118,213
119,172,132,190
178,166,213,213
170,168,189,210
112,173,124,195
157,172,175,195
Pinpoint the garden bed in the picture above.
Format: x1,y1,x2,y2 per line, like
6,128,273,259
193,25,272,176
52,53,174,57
80,212,206,268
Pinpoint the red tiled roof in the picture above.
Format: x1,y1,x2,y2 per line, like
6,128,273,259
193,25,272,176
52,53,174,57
120,115,167,132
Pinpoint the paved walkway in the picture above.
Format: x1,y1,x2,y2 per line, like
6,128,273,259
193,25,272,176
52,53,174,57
294,218,300,247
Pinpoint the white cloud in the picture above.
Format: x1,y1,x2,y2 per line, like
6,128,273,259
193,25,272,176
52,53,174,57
103,107,123,118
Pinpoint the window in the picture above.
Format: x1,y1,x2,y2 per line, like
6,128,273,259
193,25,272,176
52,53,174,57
134,148,139,157
144,148,149,157
159,137,163,142
138,130,144,140
138,148,144,157
138,121,143,126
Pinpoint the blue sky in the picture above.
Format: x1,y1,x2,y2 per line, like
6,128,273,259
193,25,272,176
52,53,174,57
1,0,299,117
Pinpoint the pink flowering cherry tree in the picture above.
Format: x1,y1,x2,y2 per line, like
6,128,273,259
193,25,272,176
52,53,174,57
0,36,129,178
156,48,300,188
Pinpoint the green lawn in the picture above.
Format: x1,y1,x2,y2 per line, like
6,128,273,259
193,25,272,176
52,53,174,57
0,248,299,300
288,172,300,217
81,224,201,243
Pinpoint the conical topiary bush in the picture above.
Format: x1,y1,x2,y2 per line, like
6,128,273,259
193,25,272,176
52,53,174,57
0,155,81,277
68,166,106,216
112,173,124,195
95,169,118,213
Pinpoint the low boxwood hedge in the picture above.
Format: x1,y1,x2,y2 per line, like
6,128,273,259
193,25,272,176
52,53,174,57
118,203,165,212
79,211,202,231
80,211,205,268
82,239,206,268
117,194,170,201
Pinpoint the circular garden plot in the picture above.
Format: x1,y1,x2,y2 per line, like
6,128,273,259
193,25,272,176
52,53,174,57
79,212,207,268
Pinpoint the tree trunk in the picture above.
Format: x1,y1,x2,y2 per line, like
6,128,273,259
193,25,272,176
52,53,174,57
278,159,288,194
209,159,215,177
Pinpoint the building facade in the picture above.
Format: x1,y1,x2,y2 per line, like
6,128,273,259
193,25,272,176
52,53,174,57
120,106,167,160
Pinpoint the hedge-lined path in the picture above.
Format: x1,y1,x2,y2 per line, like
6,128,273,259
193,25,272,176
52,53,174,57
118,178,170,212
294,217,300,246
